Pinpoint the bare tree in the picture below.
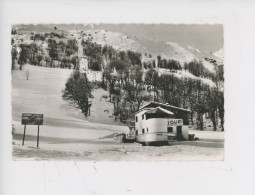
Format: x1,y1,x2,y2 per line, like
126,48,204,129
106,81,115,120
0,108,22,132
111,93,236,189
25,69,31,80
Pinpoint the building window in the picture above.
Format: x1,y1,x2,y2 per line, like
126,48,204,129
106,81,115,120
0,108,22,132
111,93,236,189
147,128,148,133
136,116,138,122
167,127,173,133
142,114,144,120
142,129,145,134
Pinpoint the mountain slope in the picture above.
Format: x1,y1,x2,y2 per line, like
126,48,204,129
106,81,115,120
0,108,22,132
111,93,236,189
12,24,224,85
13,24,223,66
75,29,221,71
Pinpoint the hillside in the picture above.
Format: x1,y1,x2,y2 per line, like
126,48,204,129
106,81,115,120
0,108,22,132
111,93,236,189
69,29,221,72
213,48,224,63
13,24,223,72
11,66,224,161
12,65,128,129
11,24,224,129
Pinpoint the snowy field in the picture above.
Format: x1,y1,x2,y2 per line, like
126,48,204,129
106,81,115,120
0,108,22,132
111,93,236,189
12,65,224,161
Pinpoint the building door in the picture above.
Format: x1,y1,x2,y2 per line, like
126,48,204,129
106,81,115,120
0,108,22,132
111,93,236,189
167,127,174,141
176,126,184,141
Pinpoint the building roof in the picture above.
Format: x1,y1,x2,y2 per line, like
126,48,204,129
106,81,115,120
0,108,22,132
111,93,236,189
134,108,152,115
135,106,174,115
135,109,149,115
144,106,174,115
139,102,191,112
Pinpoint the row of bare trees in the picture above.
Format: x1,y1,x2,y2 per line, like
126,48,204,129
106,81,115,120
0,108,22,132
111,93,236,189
99,50,224,131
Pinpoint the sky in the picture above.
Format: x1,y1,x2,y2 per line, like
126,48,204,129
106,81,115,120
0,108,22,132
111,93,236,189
86,24,224,53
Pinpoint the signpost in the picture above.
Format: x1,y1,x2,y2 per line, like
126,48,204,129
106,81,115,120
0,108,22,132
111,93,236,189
21,113,43,148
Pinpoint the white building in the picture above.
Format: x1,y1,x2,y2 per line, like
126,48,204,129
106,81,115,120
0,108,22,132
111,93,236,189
134,102,191,145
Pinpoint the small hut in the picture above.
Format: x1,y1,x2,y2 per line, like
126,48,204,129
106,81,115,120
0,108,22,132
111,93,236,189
134,102,191,145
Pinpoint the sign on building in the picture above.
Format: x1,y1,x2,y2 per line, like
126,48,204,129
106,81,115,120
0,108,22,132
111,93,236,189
167,119,183,126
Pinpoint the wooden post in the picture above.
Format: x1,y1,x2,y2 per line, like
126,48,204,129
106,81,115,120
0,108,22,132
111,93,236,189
37,125,40,148
22,124,26,146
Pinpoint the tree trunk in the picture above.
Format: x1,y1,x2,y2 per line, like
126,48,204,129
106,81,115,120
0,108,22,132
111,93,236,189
221,119,224,131
211,110,217,131
219,108,224,131
109,90,112,102
196,113,203,130
12,61,15,70
200,114,204,130
88,103,91,116
84,97,89,117
153,86,156,102
137,100,141,111
102,74,105,86
114,101,118,121
215,108,218,126
190,112,194,126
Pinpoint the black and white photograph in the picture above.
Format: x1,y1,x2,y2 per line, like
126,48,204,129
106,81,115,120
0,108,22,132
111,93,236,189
11,24,224,161
2,1,255,195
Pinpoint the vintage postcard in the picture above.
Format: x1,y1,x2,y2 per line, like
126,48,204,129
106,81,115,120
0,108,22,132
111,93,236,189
3,0,255,194
11,24,224,161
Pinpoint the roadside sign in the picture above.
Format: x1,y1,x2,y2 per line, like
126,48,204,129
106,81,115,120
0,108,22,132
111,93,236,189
21,113,43,148
22,113,43,125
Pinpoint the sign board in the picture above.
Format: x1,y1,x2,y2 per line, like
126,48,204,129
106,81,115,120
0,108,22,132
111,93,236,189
22,113,43,125
167,119,183,126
